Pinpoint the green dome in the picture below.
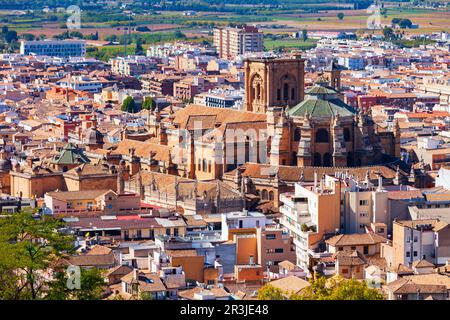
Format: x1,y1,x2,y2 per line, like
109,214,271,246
287,95,357,119
306,85,338,95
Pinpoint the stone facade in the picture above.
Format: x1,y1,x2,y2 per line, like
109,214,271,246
244,55,305,113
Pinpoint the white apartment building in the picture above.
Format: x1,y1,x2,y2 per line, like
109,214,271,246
221,210,268,241
20,40,86,57
213,26,264,60
342,175,389,234
110,56,156,76
279,175,341,273
57,75,103,93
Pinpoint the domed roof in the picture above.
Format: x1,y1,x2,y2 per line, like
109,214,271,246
288,84,356,119
288,97,356,119
51,143,90,165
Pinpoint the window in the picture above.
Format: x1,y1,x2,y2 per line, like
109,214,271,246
166,228,171,236
315,128,329,143
406,251,410,257
275,248,284,253
342,268,348,274
359,200,369,206
174,228,179,237
363,245,369,255
266,234,276,240
207,280,215,285
344,128,351,142
283,83,289,100
351,246,356,250
239,220,243,228
294,128,301,141
413,251,418,257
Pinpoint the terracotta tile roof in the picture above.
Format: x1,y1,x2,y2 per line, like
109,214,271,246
395,219,448,232
178,286,230,300
227,162,397,182
64,163,113,177
387,277,447,295
333,250,366,266
167,104,266,129
388,190,424,200
121,271,167,293
69,252,116,267
46,189,113,201
326,233,387,247
412,259,435,269
86,245,113,255
403,273,450,290
112,139,171,162
268,275,310,295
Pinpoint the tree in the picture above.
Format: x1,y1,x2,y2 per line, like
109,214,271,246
46,267,106,300
135,37,144,55
5,30,18,43
140,292,154,300
300,276,385,300
142,96,156,111
302,29,308,42
337,12,344,20
0,211,73,299
121,96,138,113
398,19,413,29
382,26,395,40
1,25,8,35
257,284,286,300
327,279,385,300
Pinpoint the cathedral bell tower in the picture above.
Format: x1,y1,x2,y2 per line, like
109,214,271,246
244,54,305,113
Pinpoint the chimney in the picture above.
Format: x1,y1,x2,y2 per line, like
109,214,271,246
377,174,383,191
133,269,138,280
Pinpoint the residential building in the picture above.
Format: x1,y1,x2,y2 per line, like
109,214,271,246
214,26,263,60
20,40,86,57
280,175,341,273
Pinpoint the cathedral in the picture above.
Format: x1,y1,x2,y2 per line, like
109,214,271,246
244,55,400,168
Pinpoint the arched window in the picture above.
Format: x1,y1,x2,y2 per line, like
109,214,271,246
202,159,207,172
291,87,296,100
208,160,212,173
344,128,351,142
323,153,332,167
294,128,301,141
313,152,322,166
283,83,289,101
269,191,274,201
261,189,268,200
315,128,329,143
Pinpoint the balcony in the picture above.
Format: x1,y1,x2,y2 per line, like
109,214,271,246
280,205,311,225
